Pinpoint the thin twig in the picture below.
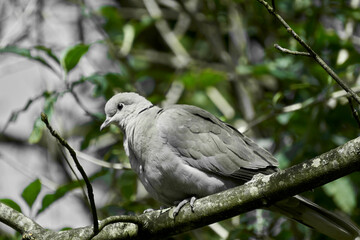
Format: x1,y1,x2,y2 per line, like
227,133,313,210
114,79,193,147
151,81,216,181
347,97,360,128
69,90,99,120
76,150,131,170
271,0,276,12
0,152,58,191
1,91,50,134
1,78,98,134
40,113,99,234
58,146,91,210
67,78,100,120
245,86,360,131
274,44,311,57
131,49,231,72
257,0,360,105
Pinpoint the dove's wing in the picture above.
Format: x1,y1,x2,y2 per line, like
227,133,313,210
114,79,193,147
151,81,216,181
157,105,278,183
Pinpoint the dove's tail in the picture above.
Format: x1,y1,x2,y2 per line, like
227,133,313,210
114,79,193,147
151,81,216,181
269,195,360,240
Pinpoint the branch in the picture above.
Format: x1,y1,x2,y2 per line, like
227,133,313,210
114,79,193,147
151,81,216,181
274,44,311,57
40,113,99,234
1,78,99,134
347,96,360,128
256,0,360,105
0,202,54,237
1,92,46,134
246,86,360,131
2,136,360,239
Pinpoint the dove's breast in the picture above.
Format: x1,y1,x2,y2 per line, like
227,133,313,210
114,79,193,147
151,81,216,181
124,107,239,205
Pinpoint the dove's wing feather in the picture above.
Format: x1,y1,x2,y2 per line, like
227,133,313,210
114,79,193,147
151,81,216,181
157,105,278,182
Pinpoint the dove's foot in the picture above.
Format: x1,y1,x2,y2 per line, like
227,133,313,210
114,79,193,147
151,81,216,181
172,196,197,217
143,208,155,214
143,206,167,214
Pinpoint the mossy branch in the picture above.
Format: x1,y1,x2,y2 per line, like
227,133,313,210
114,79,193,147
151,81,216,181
1,136,360,239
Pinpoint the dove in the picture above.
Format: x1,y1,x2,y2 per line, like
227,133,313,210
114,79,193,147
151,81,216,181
100,92,360,240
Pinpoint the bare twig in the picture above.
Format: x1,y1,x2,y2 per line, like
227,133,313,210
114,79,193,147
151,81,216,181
76,150,131,170
272,0,276,12
347,97,360,128
131,49,231,73
67,78,100,120
1,77,100,134
57,146,91,210
0,152,58,191
40,113,99,234
246,86,360,131
274,44,311,57
257,0,360,105
1,92,49,134
69,89,99,120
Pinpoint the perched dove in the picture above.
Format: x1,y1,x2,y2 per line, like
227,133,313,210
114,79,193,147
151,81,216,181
101,92,360,240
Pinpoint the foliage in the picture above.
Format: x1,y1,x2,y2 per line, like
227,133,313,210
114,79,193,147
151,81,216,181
21,179,42,210
1,0,360,239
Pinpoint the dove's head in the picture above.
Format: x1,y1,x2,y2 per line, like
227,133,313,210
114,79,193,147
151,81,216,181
100,92,153,131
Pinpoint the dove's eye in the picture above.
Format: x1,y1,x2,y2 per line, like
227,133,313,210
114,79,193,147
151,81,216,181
117,103,124,111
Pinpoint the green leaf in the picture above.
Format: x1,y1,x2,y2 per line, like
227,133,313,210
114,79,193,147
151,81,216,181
38,181,84,215
272,92,283,105
34,45,60,64
0,198,22,213
37,170,106,215
21,179,42,209
0,46,57,73
28,92,58,144
28,117,45,144
60,43,90,73
99,6,124,39
43,92,58,116
322,176,356,214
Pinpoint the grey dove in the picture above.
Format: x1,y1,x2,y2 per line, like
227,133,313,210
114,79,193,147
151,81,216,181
100,92,360,240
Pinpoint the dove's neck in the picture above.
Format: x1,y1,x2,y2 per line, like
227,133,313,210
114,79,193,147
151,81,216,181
122,104,160,160
122,102,155,136
137,104,154,115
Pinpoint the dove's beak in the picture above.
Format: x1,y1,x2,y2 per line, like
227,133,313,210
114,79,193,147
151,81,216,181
100,117,112,131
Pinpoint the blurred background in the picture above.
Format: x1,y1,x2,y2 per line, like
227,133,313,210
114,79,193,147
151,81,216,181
0,0,360,239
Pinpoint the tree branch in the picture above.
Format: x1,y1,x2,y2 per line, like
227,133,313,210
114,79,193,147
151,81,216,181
0,202,53,237
347,96,360,128
1,136,360,239
256,0,360,105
